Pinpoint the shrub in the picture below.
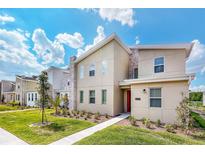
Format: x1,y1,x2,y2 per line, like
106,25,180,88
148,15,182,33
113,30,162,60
105,114,109,119
79,111,84,117
95,112,100,120
165,124,175,133
128,116,137,126
156,119,161,127
143,118,151,128
8,101,20,107
176,97,193,133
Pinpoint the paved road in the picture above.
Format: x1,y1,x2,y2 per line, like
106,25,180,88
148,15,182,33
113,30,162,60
50,113,130,145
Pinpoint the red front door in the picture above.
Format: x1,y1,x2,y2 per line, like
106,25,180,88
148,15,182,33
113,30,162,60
127,90,131,112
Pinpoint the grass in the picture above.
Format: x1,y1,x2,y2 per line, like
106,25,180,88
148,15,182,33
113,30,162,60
76,125,205,145
0,105,19,111
0,109,95,144
191,112,205,128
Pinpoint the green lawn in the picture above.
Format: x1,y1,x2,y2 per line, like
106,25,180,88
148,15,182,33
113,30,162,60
0,109,95,144
76,125,205,145
0,105,19,111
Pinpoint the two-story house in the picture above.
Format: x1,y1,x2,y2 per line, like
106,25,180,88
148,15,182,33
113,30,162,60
46,66,71,107
0,80,16,103
69,33,194,124
15,75,39,106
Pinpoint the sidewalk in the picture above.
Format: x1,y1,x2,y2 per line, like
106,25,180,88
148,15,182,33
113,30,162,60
50,113,130,145
0,128,28,145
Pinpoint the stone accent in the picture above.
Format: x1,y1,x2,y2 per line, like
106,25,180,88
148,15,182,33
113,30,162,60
128,48,139,79
69,56,77,110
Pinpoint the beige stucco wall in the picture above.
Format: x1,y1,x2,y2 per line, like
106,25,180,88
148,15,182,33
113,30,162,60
76,40,129,116
138,49,186,79
15,77,38,105
130,80,189,124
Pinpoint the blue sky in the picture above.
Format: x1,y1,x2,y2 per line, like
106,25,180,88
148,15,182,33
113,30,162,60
0,8,205,91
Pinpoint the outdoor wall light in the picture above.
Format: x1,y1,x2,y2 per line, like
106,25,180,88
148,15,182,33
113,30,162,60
143,89,147,93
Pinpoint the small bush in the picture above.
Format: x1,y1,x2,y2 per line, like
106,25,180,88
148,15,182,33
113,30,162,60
79,111,84,117
95,112,100,120
8,101,20,107
105,114,109,119
165,124,175,133
156,119,161,127
143,118,151,128
128,116,137,126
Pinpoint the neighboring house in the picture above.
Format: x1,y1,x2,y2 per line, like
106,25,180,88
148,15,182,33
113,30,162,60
15,75,39,106
46,66,71,107
69,33,194,124
0,80,16,103
203,92,205,106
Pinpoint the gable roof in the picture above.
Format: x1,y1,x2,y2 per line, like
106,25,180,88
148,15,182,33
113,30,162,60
130,43,194,58
74,33,131,64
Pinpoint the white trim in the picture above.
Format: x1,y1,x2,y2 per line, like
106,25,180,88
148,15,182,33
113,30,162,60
153,56,165,74
149,87,162,108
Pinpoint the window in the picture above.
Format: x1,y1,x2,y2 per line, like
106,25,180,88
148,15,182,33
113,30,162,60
102,89,107,104
150,88,161,107
80,91,84,103
28,93,31,101
154,57,164,73
80,65,84,79
89,64,95,76
67,81,70,86
18,94,20,101
35,93,37,101
101,60,108,75
31,93,34,101
89,90,95,104
133,68,138,79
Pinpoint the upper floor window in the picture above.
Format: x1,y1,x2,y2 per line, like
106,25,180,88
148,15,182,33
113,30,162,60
154,57,164,73
89,64,95,76
133,68,138,79
101,60,108,75
150,88,161,107
80,65,84,79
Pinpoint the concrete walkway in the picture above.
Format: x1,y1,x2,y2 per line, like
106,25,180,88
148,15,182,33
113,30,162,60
0,128,28,145
50,113,130,145
0,108,36,114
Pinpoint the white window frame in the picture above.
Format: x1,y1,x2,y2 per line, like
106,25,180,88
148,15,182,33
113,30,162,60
89,90,95,104
154,57,165,73
101,89,107,104
149,88,162,108
80,65,84,79
89,64,95,77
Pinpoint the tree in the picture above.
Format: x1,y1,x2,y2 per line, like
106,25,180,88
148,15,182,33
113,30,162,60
38,71,50,124
176,97,193,134
50,95,61,115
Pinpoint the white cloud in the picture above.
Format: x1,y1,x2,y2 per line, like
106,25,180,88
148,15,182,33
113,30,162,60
77,25,106,57
135,36,140,44
32,28,65,65
0,28,45,80
0,14,15,24
190,85,205,92
186,39,205,74
56,32,84,49
99,8,135,27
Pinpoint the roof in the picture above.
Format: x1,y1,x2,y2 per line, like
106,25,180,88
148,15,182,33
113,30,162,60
16,75,38,81
46,66,70,73
130,43,194,58
75,33,131,64
119,75,191,86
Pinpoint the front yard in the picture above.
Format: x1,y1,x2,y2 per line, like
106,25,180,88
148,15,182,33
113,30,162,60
0,109,95,144
0,104,19,111
76,125,205,145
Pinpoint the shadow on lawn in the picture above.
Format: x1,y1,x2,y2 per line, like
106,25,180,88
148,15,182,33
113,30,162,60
44,123,66,132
